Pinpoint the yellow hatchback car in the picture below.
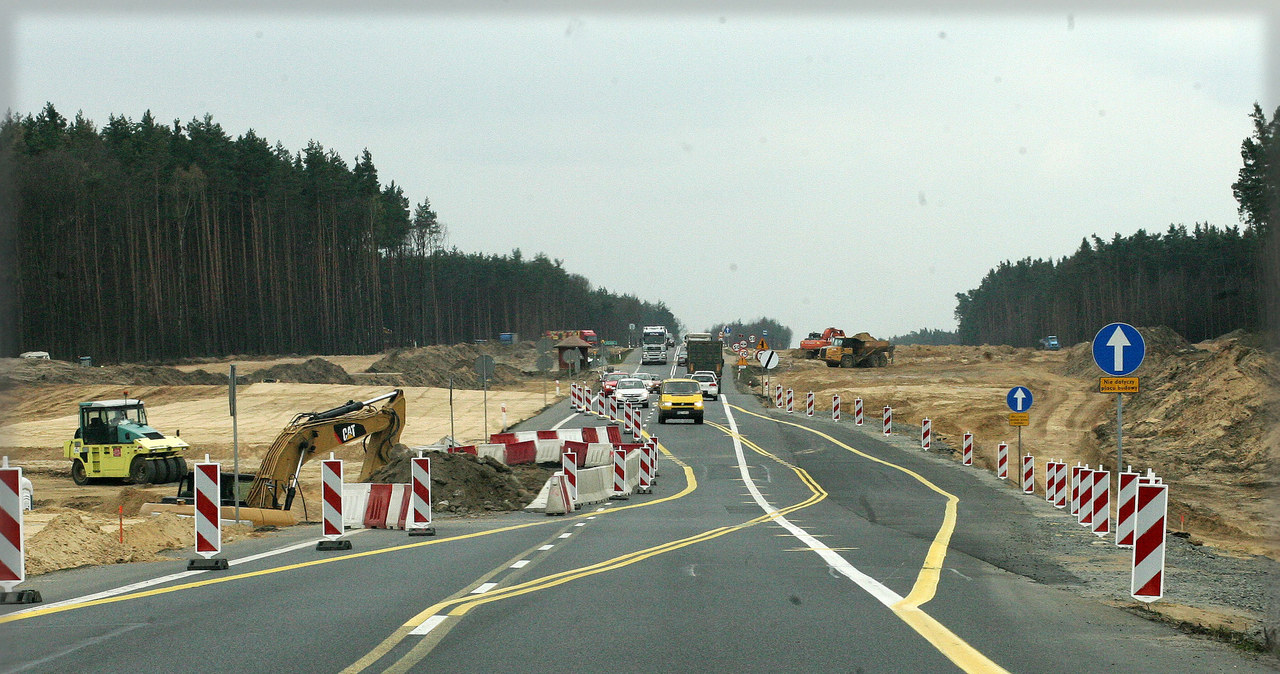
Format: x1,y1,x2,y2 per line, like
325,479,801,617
657,378,704,424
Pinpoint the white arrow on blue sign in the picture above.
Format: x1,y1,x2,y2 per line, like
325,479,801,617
1006,386,1033,412
1092,323,1146,376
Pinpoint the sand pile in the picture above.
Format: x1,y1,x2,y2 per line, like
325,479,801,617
243,357,354,384
365,444,550,513
0,358,225,387
24,511,254,576
364,344,531,388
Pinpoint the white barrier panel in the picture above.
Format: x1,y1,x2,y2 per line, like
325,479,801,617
559,428,584,443
576,466,612,505
385,484,410,530
476,444,506,463
535,439,564,463
584,443,614,467
342,483,372,529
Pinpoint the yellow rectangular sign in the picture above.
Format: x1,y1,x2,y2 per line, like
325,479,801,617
1100,377,1139,393
1008,412,1029,426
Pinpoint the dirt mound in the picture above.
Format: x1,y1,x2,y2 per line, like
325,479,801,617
365,344,532,388
25,511,256,576
244,357,354,384
366,444,550,513
0,358,225,388
1062,325,1198,378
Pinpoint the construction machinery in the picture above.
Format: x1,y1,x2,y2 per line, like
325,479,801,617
818,332,894,368
63,398,189,485
799,327,845,358
242,390,407,510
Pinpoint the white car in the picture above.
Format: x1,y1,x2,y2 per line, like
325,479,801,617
19,474,33,511
690,371,719,399
613,377,651,407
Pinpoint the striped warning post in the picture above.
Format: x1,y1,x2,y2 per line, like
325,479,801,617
1116,468,1139,547
623,403,635,437
648,436,659,478
1070,464,1082,514
610,447,629,500
786,389,794,414
832,394,841,422
637,444,653,494
883,406,892,436
194,461,221,558
322,458,344,539
1021,454,1034,494
854,398,863,426
562,451,578,505
1091,469,1110,537
1044,461,1056,503
0,459,26,594
1078,467,1094,527
996,443,1008,479
409,456,435,535
921,418,931,451
805,391,814,417
1131,481,1168,603
609,396,619,423
571,384,581,412
775,384,783,408
1053,461,1068,509
961,433,973,466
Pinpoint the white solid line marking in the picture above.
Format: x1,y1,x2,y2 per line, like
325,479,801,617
409,615,449,636
471,582,498,594
558,533,572,539
510,560,531,568
538,544,554,551
550,413,577,431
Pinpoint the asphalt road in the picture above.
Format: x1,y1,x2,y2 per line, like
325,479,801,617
2,349,1274,673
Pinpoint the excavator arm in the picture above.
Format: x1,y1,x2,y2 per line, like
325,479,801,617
244,390,407,510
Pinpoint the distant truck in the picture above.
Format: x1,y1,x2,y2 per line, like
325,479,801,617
544,329,598,345
1038,335,1061,351
818,332,894,368
641,343,668,364
683,333,723,378
799,328,845,358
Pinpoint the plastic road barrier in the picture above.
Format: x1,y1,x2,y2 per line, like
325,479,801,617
562,451,578,505
832,394,841,422
1021,454,1034,494
0,458,27,596
1078,467,1094,527
996,443,1008,480
637,444,653,494
409,456,435,535
1116,468,1139,547
806,391,814,417
1053,462,1068,509
962,433,973,466
546,472,573,516
786,389,794,414
322,458,344,539
854,398,863,426
1130,481,1168,603
1091,469,1110,537
188,460,229,569
921,418,931,451
610,447,629,500
775,384,783,408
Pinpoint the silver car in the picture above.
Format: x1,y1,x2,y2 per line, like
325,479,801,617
613,377,651,407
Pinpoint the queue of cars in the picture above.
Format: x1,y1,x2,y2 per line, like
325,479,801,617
595,368,718,423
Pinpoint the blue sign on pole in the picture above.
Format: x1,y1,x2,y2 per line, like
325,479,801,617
1091,323,1146,376
1006,386,1033,412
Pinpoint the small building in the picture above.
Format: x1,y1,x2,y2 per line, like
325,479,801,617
555,335,592,372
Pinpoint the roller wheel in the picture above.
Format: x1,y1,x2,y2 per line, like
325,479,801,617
71,459,91,486
172,457,188,483
153,457,173,484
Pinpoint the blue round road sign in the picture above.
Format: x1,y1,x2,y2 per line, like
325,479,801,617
1006,386,1033,412
1092,323,1146,376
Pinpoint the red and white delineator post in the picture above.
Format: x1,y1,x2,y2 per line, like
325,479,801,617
562,451,578,507
775,385,783,408
1116,467,1139,547
1053,461,1068,509
785,389,794,414
571,384,581,412
921,418,931,451
608,396,619,423
1044,461,1056,503
1131,481,1168,603
961,433,973,466
408,455,436,536
0,457,40,604
318,455,355,548
996,443,1008,479
805,392,814,417
610,447,629,500
1078,467,1094,527
883,406,892,435
189,457,229,569
623,403,636,437
832,394,841,422
1070,464,1083,515
1021,454,1034,494
637,444,653,494
1091,469,1110,537
854,398,863,426
648,436,659,479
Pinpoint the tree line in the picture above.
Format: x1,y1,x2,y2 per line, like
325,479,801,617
703,317,793,349
954,104,1277,347
0,104,680,362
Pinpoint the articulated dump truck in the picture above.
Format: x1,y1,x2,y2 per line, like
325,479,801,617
818,332,894,368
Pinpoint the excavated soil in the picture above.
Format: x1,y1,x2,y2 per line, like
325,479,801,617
24,511,256,576
366,444,552,514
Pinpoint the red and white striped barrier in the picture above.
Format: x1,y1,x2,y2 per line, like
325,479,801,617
0,457,36,601
775,384,783,408
996,443,1008,479
832,394,841,422
1091,469,1110,537
409,456,435,536
1131,481,1168,603
189,459,228,569
1043,461,1056,503
921,418,931,451
562,451,578,505
608,396,619,423
1116,468,1139,547
637,444,653,494
805,391,814,417
610,447,629,500
1021,454,1034,494
648,436,659,478
961,433,973,466
1070,464,1082,514
883,406,892,435
786,389,794,414
1053,461,1067,509
571,384,581,412
321,457,345,540
1077,467,1094,527
854,398,863,426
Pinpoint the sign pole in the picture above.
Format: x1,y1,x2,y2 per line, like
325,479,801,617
449,376,455,449
229,364,240,524
1117,392,1123,470
483,373,489,441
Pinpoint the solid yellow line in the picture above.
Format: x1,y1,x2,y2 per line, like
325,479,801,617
1,441,701,626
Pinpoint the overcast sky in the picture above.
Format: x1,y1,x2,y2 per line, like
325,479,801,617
6,7,1274,339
